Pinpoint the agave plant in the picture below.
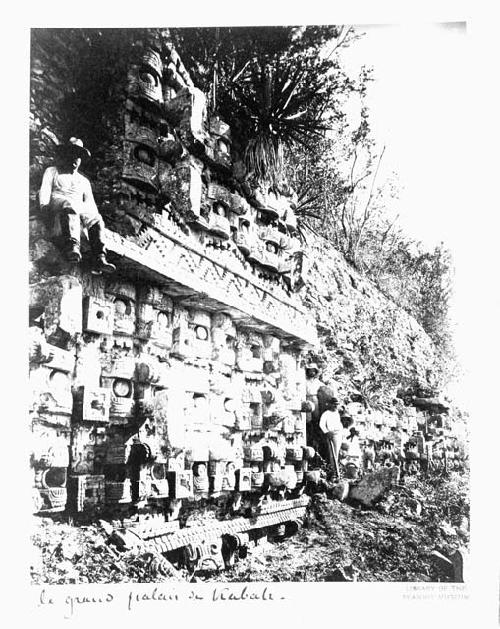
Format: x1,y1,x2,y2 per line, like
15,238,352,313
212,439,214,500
171,27,353,186
293,185,323,242
229,60,331,185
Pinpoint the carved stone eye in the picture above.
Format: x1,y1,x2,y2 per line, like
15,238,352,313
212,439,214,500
43,467,66,488
195,325,209,341
49,370,68,392
113,379,132,398
114,298,131,316
152,463,167,480
139,68,158,87
134,145,156,166
156,311,170,327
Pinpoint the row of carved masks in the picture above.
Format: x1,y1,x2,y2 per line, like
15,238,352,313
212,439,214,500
84,283,174,345
191,182,248,240
124,48,164,195
205,116,232,172
191,460,239,494
125,47,205,195
171,309,237,364
198,188,300,273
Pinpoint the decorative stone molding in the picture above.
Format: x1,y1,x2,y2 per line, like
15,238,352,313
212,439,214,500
104,227,318,346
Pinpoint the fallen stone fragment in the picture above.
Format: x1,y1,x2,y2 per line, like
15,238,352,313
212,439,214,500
330,480,350,502
324,567,354,582
451,548,467,583
146,553,185,582
429,550,454,578
348,466,400,507
109,529,143,551
99,520,114,536
57,539,81,561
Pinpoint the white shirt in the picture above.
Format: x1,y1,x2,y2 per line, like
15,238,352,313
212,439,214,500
306,376,324,397
39,166,98,213
319,409,343,433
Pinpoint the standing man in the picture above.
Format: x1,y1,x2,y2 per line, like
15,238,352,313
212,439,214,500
39,137,116,273
319,398,344,479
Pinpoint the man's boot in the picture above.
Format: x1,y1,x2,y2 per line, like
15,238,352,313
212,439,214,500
59,211,81,263
88,222,116,274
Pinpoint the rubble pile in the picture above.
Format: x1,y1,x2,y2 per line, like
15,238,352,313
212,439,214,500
31,470,469,584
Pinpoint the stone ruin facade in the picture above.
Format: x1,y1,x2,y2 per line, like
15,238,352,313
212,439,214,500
29,33,319,566
29,31,467,569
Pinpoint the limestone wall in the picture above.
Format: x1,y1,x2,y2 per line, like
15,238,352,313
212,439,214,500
28,29,455,522
29,29,315,517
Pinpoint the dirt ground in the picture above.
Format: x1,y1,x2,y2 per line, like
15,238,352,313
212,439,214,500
30,472,469,584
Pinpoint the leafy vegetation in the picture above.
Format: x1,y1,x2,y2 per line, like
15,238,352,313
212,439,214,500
173,26,456,387
171,26,361,185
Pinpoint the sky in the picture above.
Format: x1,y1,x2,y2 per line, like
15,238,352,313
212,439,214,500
340,22,467,251
336,23,473,405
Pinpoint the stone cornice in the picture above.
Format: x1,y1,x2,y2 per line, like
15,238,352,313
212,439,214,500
105,226,318,347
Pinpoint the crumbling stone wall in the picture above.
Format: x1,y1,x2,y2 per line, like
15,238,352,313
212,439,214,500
29,29,314,523
28,28,460,536
302,236,436,404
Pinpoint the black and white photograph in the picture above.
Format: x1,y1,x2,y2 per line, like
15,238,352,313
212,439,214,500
15,7,497,625
27,21,472,585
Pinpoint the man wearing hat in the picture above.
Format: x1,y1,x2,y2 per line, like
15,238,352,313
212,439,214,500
39,137,116,273
318,397,343,478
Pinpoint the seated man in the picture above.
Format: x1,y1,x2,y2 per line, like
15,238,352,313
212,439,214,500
39,137,115,273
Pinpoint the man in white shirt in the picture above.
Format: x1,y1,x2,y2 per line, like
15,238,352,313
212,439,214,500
319,398,343,478
39,138,115,273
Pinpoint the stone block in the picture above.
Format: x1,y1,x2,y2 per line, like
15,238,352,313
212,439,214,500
348,466,400,507
83,296,113,335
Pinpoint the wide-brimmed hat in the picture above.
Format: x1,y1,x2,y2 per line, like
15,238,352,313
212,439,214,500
58,137,91,158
